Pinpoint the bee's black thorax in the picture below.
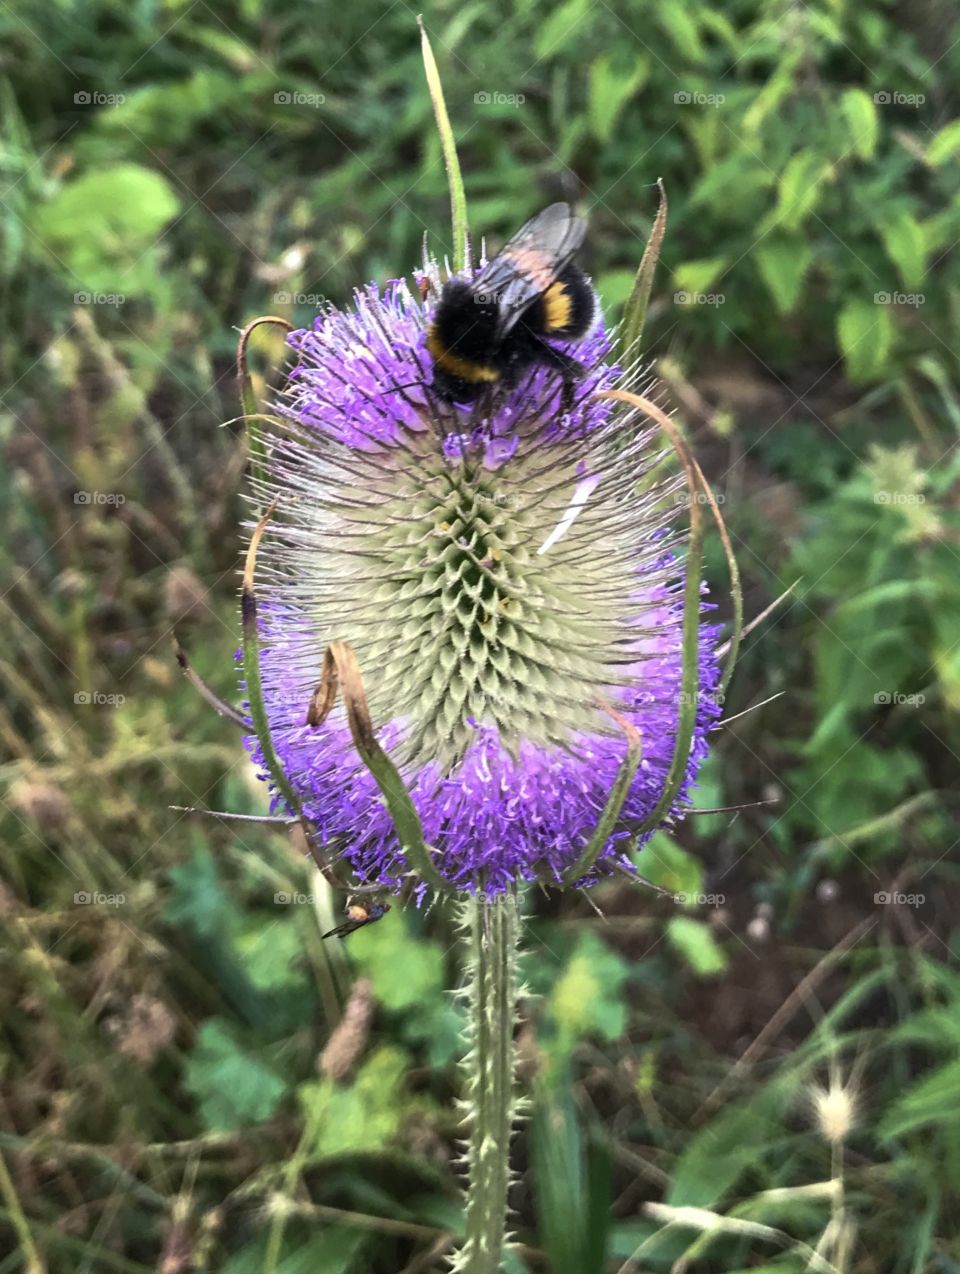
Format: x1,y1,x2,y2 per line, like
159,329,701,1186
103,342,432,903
424,204,598,408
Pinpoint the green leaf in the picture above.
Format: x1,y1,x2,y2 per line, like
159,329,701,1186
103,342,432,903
763,151,830,233
742,50,803,134
656,4,704,61
755,239,814,315
668,1081,791,1206
836,297,894,382
534,0,591,58
915,355,960,434
232,917,305,993
297,1046,407,1158
840,88,879,160
666,917,728,976
549,932,630,1043
689,156,775,212
222,1226,365,1274
588,54,649,143
879,212,927,289
927,119,960,166
166,847,234,941
878,1059,960,1139
185,1020,287,1131
531,1083,613,1274
635,831,704,901
400,996,464,1069
348,912,444,1012
34,163,181,291
673,256,728,298
597,268,642,309
688,753,727,839
97,70,270,146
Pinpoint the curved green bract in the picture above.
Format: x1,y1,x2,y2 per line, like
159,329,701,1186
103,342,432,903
562,714,642,884
419,17,469,273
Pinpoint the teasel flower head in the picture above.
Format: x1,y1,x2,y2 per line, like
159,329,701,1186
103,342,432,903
244,256,723,900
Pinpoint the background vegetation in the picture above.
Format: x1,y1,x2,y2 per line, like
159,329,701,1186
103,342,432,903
2,0,960,1269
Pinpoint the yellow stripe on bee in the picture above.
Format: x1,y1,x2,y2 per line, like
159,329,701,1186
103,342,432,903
543,280,572,332
427,328,500,383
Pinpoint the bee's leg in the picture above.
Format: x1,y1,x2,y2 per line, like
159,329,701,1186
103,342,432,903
559,371,577,416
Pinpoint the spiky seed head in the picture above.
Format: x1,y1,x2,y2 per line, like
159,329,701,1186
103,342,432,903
245,271,722,896
808,1074,858,1144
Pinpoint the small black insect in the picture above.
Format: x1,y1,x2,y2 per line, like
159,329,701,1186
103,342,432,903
322,898,391,940
425,203,597,410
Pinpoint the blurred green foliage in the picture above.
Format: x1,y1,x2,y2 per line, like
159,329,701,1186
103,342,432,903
3,0,960,1269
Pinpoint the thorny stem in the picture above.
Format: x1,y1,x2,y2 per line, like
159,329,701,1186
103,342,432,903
455,894,521,1273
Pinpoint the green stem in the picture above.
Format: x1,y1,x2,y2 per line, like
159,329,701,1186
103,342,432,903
456,894,520,1273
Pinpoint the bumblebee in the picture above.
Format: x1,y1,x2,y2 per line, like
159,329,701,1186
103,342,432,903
322,898,391,941
425,203,597,409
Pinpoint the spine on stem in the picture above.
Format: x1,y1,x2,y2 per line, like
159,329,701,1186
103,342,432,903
453,894,521,1273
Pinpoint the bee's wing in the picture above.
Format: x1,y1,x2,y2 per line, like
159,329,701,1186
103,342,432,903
322,920,356,940
473,203,587,340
